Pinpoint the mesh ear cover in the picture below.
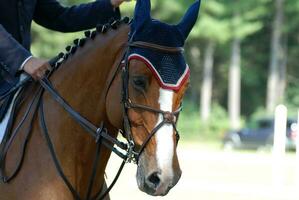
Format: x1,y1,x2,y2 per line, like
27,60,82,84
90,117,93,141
129,48,189,91
129,0,201,91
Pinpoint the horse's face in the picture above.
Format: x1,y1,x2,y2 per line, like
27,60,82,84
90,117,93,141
127,59,188,196
107,0,200,197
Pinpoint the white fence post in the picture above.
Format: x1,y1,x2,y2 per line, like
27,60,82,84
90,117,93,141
273,105,287,156
272,104,287,187
296,109,299,157
296,109,299,188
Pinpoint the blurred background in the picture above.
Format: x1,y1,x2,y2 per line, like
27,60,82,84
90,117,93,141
31,0,299,199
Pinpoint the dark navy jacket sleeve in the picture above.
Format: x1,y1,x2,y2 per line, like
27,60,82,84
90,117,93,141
0,24,31,76
33,0,121,32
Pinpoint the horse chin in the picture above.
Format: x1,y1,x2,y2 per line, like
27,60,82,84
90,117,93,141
136,153,182,196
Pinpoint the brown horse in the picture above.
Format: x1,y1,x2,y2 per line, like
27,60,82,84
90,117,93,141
0,0,201,199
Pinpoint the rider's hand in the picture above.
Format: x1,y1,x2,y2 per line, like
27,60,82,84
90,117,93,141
110,0,130,7
23,57,51,80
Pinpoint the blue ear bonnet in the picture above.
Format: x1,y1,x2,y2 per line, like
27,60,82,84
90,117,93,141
129,21,189,91
129,0,201,91
129,48,189,91
132,20,185,47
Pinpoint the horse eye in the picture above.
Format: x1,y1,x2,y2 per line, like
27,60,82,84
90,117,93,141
132,76,148,91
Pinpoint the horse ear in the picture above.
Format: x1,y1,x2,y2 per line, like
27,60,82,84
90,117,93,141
132,0,151,32
176,0,201,41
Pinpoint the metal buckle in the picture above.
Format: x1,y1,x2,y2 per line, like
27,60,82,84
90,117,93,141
163,112,176,123
124,99,132,109
2,176,7,183
126,140,137,164
95,122,104,143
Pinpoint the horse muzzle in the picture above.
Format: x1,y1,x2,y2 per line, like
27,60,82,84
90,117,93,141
136,154,182,196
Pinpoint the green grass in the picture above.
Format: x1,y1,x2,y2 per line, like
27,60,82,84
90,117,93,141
177,110,201,140
178,102,230,142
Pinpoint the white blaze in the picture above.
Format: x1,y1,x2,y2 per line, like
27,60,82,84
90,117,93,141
156,88,174,175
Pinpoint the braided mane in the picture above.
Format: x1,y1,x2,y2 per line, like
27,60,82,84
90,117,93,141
52,17,130,68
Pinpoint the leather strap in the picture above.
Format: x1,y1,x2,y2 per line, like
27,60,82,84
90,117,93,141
129,41,184,53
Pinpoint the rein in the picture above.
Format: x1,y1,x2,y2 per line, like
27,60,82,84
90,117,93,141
0,38,184,200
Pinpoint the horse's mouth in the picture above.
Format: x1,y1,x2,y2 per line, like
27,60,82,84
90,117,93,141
136,160,182,196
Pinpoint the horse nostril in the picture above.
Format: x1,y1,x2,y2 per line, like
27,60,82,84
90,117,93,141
146,172,161,189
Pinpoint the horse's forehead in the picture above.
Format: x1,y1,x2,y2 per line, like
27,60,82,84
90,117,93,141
129,49,190,92
129,19,190,91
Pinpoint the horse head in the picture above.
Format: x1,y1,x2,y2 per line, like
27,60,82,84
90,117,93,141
106,0,201,196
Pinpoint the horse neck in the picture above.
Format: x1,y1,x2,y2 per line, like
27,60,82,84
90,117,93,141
40,24,130,194
49,24,130,126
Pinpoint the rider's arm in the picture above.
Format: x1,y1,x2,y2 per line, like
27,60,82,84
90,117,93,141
0,24,32,77
33,0,121,33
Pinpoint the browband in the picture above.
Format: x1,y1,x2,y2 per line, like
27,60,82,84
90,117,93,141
129,41,184,53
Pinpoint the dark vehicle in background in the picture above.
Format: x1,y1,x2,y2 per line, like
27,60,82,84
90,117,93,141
222,118,297,150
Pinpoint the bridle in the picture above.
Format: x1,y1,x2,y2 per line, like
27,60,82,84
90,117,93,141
0,35,185,200
121,40,183,163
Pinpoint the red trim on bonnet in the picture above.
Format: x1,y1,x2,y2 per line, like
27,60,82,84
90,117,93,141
128,54,190,92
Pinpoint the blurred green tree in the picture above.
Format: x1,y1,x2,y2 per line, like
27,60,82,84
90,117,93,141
31,0,93,58
29,0,299,139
